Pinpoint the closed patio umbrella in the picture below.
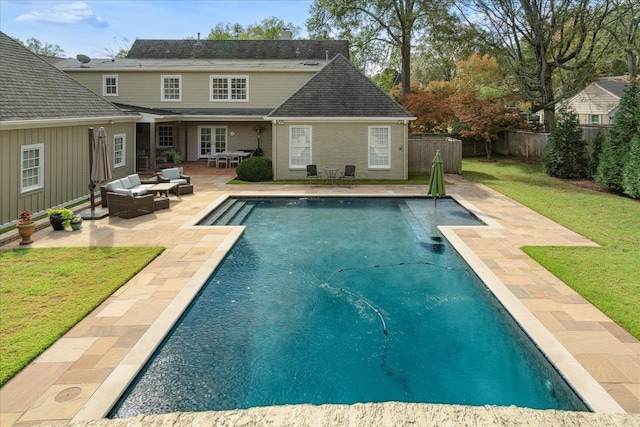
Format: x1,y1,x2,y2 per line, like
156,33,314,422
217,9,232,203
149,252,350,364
427,150,446,200
81,127,111,219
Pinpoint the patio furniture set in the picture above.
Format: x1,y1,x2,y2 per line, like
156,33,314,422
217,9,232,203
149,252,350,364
207,151,253,168
307,164,356,185
101,168,193,218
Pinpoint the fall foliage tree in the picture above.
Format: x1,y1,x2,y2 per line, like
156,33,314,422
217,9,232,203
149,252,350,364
402,81,457,133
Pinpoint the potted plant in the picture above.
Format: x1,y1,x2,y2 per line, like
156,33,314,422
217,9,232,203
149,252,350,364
17,210,36,245
47,207,73,230
70,215,83,231
165,150,183,168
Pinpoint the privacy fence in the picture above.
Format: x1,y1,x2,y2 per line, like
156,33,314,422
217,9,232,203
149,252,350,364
408,134,462,174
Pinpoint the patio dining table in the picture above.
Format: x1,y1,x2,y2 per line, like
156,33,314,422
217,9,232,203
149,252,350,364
207,151,252,167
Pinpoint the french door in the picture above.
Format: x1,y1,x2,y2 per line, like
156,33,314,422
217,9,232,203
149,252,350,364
199,126,227,158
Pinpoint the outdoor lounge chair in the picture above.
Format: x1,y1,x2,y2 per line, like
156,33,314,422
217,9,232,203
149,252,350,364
306,164,322,184
106,192,155,218
158,168,193,195
338,165,356,185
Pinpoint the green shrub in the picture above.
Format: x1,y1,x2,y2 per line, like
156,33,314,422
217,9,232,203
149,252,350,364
236,157,273,182
587,128,605,179
596,81,640,192
623,134,640,198
542,106,587,179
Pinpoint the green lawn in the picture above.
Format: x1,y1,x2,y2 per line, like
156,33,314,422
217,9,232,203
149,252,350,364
462,157,640,339
0,246,164,386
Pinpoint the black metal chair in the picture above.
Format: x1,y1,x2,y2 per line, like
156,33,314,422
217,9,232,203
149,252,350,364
306,164,322,184
338,165,356,185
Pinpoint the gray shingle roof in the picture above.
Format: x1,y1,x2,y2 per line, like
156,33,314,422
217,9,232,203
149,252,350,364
596,77,626,98
268,54,413,119
0,31,129,122
127,39,350,61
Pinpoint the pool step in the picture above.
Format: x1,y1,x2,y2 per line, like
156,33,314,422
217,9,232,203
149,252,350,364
228,201,255,224
215,200,247,225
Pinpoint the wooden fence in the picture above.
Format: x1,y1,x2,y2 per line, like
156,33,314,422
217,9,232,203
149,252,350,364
408,134,462,174
494,126,606,161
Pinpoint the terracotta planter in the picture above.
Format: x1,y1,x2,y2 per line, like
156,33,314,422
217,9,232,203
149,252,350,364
17,222,36,245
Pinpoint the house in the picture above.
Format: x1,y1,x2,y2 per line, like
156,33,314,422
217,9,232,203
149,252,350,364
565,76,630,125
55,36,414,179
0,32,139,227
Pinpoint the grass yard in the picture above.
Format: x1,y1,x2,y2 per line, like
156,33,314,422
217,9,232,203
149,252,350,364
0,246,164,386
462,157,640,339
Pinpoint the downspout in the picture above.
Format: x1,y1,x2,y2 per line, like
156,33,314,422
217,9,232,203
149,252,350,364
272,120,277,180
403,121,409,180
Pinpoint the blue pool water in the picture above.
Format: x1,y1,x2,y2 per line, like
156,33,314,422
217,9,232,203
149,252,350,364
111,197,587,417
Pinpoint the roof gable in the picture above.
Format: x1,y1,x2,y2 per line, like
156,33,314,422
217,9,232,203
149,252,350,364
127,39,350,61
268,54,412,119
0,31,128,122
594,78,626,99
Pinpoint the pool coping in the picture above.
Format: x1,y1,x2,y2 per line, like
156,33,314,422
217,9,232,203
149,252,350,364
1,178,637,425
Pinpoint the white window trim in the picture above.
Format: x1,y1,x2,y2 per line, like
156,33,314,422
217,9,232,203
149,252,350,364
198,126,228,158
209,75,249,102
289,125,312,169
20,143,44,193
113,133,126,168
161,74,182,102
102,74,118,96
368,126,391,169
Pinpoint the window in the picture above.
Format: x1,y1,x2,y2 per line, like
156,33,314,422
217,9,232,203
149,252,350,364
157,125,174,147
21,143,44,193
113,134,126,168
591,114,600,125
161,75,182,101
368,126,390,168
199,126,227,157
289,126,312,168
103,75,118,96
210,75,248,101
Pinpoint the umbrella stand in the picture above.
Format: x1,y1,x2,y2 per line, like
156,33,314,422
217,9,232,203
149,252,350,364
80,127,109,220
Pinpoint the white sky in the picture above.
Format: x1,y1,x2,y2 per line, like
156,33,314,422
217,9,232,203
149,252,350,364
0,0,314,58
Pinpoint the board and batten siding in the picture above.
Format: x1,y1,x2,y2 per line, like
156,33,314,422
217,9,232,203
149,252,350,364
66,70,315,110
0,122,136,226
271,121,408,181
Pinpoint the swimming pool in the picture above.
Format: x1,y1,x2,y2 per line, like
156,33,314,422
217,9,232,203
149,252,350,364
111,197,587,417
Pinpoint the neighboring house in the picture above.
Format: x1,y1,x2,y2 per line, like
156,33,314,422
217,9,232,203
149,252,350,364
565,76,629,125
55,36,414,179
0,32,139,227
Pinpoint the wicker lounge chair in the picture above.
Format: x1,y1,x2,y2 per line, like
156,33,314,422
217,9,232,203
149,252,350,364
158,168,194,195
106,192,155,218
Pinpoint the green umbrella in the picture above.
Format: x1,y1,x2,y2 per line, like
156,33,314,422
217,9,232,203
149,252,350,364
427,150,446,198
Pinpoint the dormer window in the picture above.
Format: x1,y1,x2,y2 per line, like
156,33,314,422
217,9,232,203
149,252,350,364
210,75,248,102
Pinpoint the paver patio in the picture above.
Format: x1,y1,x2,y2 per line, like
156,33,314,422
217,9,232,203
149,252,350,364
1,166,638,426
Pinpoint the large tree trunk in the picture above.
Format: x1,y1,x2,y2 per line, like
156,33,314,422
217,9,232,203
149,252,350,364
401,32,412,96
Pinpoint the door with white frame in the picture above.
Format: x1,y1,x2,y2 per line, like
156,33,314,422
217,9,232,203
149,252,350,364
199,126,227,158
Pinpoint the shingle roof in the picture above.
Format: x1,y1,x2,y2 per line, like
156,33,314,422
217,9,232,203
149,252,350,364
0,31,129,122
268,54,413,119
595,77,626,98
127,39,350,61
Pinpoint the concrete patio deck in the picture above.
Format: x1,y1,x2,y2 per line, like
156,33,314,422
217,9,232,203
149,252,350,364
1,168,638,426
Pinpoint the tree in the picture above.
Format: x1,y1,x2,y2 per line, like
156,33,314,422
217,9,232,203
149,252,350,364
452,91,522,160
101,37,131,59
15,37,65,57
623,134,640,198
587,127,605,179
402,81,457,133
542,106,588,179
208,17,301,40
603,0,640,77
307,0,450,96
595,80,640,192
458,0,612,132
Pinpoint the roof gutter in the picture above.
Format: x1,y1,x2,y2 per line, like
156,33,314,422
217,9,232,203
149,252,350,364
265,116,416,123
0,115,140,131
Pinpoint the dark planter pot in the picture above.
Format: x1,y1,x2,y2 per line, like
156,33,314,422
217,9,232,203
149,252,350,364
49,214,66,230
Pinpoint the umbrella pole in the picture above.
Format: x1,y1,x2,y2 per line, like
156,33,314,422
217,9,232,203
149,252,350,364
88,128,96,213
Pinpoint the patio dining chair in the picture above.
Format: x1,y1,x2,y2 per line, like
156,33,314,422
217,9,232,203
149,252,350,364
306,164,322,184
338,165,356,185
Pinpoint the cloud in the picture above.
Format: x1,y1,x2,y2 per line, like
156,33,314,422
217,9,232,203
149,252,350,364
16,2,108,28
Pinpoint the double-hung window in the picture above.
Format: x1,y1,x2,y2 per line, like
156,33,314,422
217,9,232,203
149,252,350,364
113,134,126,168
161,75,182,101
368,126,391,169
591,114,600,125
157,125,174,147
103,75,118,96
21,143,44,193
210,75,248,101
289,126,312,168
